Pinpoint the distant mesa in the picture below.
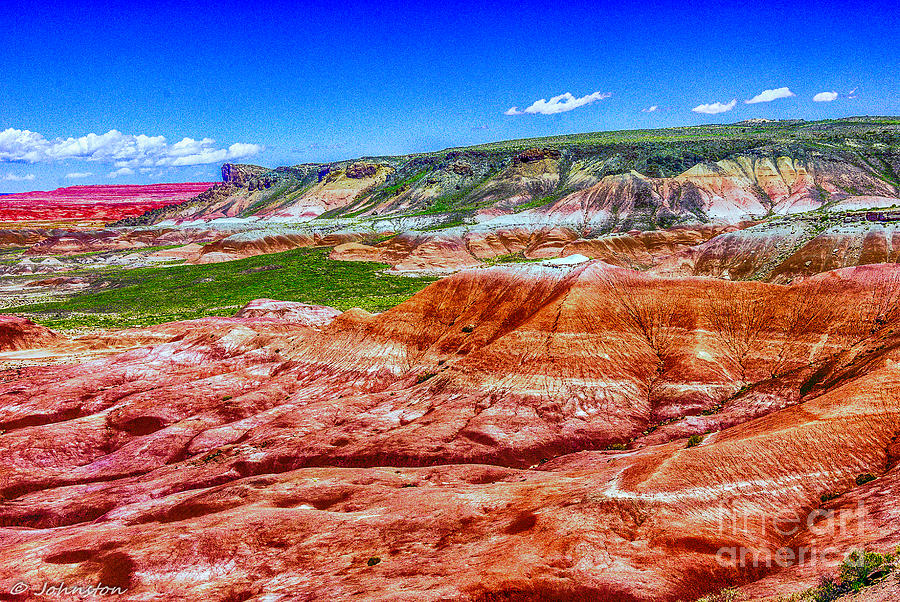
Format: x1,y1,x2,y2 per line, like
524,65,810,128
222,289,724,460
115,118,900,237
0,182,214,225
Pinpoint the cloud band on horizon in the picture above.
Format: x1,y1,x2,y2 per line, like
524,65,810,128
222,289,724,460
505,91,611,115
746,87,795,104
813,91,839,102
0,128,262,168
692,99,737,114
2,173,35,181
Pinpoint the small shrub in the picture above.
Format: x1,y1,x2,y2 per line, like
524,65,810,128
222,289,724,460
855,473,876,486
606,443,628,451
796,549,896,602
696,587,738,602
808,574,842,602
416,372,437,384
687,434,704,448
461,325,474,333
820,491,839,503
366,557,381,566
838,550,895,590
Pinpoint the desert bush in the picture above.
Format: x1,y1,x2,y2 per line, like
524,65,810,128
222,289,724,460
794,549,896,601
696,587,739,602
819,491,839,503
854,473,877,486
686,434,704,448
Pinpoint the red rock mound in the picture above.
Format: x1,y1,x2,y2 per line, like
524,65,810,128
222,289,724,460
234,299,341,328
329,226,736,273
0,228,50,248
0,315,62,351
1,266,900,600
23,277,86,288
194,232,369,263
24,228,222,256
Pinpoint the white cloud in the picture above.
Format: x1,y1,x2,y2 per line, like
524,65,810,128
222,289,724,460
65,171,93,179
813,91,839,102
108,167,135,178
746,87,795,104
643,105,658,113
0,129,46,163
692,99,737,114
505,91,611,116
2,173,35,181
0,128,262,167
847,87,858,99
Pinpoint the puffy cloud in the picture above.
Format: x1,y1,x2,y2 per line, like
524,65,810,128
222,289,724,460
745,87,795,104
813,91,839,102
65,171,93,179
505,91,611,116
643,105,659,113
692,99,737,114
2,173,35,181
0,128,261,167
108,167,135,178
0,129,47,163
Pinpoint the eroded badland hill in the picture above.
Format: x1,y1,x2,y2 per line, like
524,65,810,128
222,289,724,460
3,118,900,601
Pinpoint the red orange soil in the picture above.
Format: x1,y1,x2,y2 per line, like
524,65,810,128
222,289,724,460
0,183,213,226
1,264,899,600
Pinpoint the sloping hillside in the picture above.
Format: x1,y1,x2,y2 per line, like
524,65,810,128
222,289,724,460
2,261,900,600
121,118,900,232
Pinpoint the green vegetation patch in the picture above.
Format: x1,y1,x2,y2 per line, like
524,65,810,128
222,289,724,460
482,252,542,266
785,549,898,601
7,247,436,329
699,550,898,601
686,434,705,448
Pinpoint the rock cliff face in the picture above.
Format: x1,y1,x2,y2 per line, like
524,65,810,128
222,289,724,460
122,120,900,232
221,163,272,187
2,262,900,600
537,156,896,229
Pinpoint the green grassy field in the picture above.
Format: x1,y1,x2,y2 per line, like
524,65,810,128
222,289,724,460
8,248,436,329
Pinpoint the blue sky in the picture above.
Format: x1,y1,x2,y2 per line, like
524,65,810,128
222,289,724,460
1,0,898,192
